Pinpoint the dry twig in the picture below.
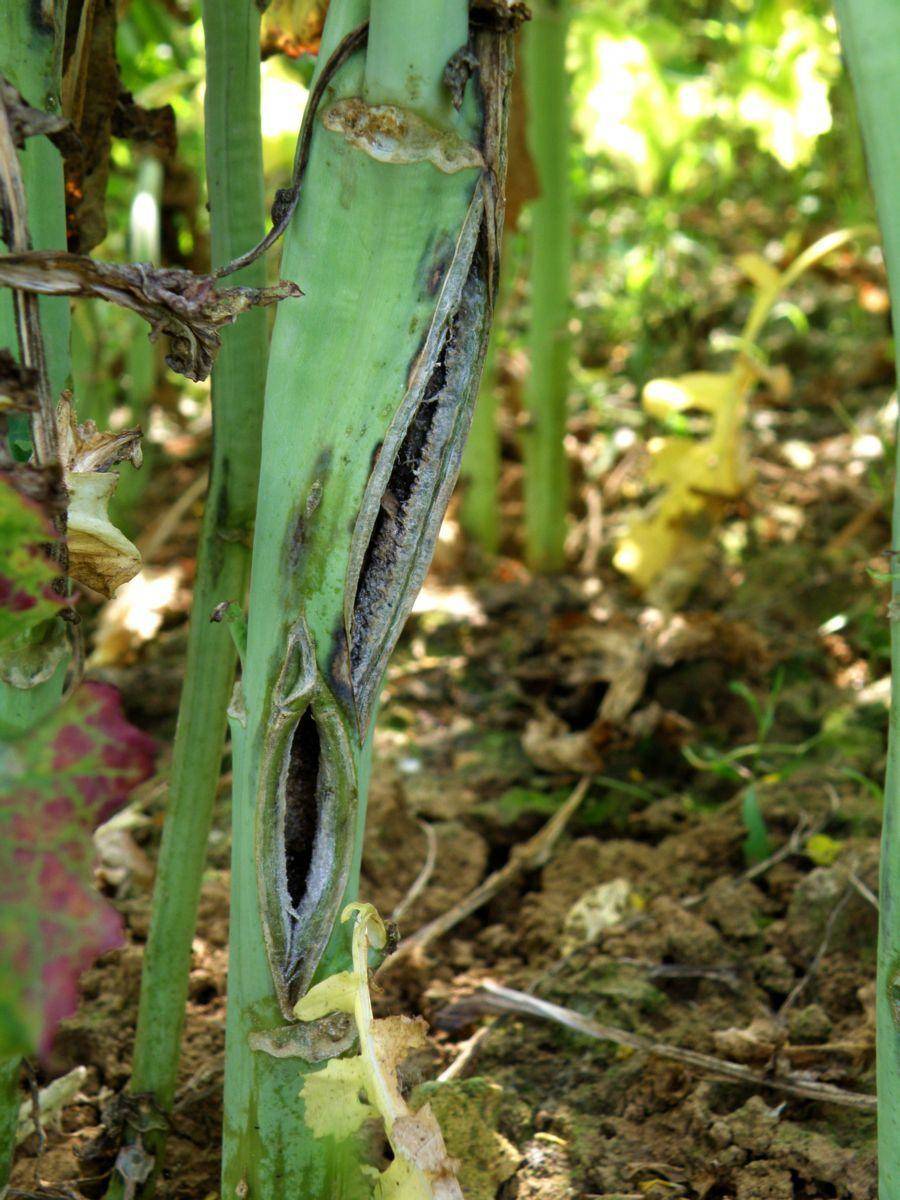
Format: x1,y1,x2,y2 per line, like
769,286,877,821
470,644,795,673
391,820,439,924
384,776,590,964
457,981,876,1111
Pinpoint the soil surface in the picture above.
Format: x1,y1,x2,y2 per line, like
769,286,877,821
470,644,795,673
9,253,892,1200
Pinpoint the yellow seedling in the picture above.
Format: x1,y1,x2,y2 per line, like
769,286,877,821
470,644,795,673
614,228,869,591
294,903,463,1200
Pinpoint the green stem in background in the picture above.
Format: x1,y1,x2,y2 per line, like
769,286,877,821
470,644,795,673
0,1058,18,1196
111,155,164,536
459,235,521,557
459,320,502,555
0,7,70,1190
832,3,900,1196
70,302,113,430
521,0,571,573
104,4,268,1197
1,2,70,408
221,0,509,1193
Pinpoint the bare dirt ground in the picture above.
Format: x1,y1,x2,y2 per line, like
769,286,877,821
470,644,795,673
10,254,892,1200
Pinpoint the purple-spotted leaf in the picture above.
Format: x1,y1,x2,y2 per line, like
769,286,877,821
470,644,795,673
0,682,155,1056
0,474,63,642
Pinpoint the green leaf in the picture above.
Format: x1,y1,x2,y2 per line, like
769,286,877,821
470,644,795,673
0,476,63,644
0,682,155,1056
741,787,771,867
806,834,844,867
293,971,357,1019
301,1057,374,1140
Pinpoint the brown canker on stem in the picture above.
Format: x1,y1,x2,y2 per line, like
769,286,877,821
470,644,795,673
255,618,357,1017
337,186,490,735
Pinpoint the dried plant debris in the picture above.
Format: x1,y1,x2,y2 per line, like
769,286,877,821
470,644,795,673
470,0,531,31
0,253,300,381
0,79,76,155
344,211,489,732
62,0,119,252
57,397,142,597
294,903,463,1199
61,0,176,251
261,0,329,58
0,349,39,415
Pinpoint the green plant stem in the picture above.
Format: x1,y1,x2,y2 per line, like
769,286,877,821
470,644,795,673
521,0,571,573
0,3,69,404
459,236,520,557
364,0,467,126
220,0,501,1193
0,1057,18,1195
459,324,501,555
0,9,69,1185
833,3,900,1196
113,155,164,535
104,4,268,1197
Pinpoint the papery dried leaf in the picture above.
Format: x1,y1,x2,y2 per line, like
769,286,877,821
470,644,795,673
409,1078,520,1200
392,1106,458,1177
62,0,118,252
0,77,76,154
111,90,177,155
67,471,141,597
522,711,605,775
57,394,142,474
261,0,329,58
0,252,301,381
372,1015,430,1078
0,682,155,1056
470,0,531,31
375,1156,433,1199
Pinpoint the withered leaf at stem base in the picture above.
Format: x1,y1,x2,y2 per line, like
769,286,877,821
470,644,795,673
0,77,78,156
0,252,302,382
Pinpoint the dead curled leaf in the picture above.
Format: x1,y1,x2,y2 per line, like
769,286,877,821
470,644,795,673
713,1018,784,1064
520,611,769,774
0,252,301,381
57,397,143,597
0,77,77,155
523,710,607,775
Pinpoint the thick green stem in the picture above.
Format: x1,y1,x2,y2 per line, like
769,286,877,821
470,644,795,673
221,0,507,1194
0,1057,18,1195
105,4,268,1197
459,239,519,556
521,0,571,573
364,0,467,128
0,2,69,404
833,4,900,1196
0,9,69,1185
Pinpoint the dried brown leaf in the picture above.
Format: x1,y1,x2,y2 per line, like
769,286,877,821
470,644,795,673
0,252,301,380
